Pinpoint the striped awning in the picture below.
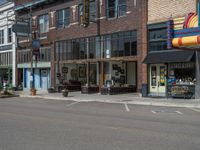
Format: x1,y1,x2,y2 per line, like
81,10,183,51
172,35,200,47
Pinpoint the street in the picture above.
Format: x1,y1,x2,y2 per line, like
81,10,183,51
0,97,200,150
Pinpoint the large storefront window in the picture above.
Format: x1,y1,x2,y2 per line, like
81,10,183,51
55,31,137,61
0,52,12,66
168,63,195,85
55,37,101,61
101,61,137,94
167,63,196,98
103,31,137,58
18,47,51,63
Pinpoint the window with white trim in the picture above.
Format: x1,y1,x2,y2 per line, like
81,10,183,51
0,30,4,44
39,14,49,33
107,0,126,19
8,28,12,43
78,0,96,24
56,8,70,29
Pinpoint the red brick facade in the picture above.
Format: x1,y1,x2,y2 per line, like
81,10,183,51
15,0,148,91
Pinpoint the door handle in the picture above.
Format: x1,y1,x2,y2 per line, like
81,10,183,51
158,81,160,87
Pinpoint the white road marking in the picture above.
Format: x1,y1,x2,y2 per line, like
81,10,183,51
124,103,130,112
175,111,183,114
190,108,200,112
66,101,80,107
151,110,182,114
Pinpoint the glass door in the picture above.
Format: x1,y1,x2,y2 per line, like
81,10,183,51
150,64,166,96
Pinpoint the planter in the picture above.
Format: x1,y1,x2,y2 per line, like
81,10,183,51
62,89,69,97
48,87,56,93
30,89,37,96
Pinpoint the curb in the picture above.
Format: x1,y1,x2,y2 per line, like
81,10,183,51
19,94,200,109
0,95,19,98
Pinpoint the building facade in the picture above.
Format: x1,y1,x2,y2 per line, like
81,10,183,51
0,2,16,89
144,0,198,98
15,0,148,93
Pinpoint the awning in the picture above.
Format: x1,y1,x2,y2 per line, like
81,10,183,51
172,35,200,47
143,50,194,64
14,0,47,11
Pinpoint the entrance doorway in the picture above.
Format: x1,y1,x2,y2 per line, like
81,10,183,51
150,64,166,96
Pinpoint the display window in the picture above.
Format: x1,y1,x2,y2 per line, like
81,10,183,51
168,63,195,85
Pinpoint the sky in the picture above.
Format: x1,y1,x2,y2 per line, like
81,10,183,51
0,0,7,5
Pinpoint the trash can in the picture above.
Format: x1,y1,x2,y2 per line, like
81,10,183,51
142,84,148,97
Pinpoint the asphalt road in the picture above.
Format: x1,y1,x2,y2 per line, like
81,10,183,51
0,97,200,150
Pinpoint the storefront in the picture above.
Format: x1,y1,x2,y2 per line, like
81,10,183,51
101,61,137,94
0,66,12,89
54,30,138,94
144,50,195,97
0,51,13,89
56,62,98,91
149,64,167,97
170,11,200,99
17,65,51,90
148,63,196,98
167,62,195,98
17,46,51,90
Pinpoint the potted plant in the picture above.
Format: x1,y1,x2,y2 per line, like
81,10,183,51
62,88,69,97
48,87,56,93
30,88,37,96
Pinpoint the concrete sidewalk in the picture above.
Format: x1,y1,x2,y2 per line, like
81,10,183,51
18,90,200,108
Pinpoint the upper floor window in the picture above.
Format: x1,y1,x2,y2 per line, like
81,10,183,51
90,0,96,21
107,0,126,19
78,0,96,24
56,8,70,29
39,14,49,34
0,30,4,44
8,28,12,43
103,31,137,58
78,4,83,24
148,28,167,52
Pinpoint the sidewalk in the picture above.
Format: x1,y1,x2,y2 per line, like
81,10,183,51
18,90,200,108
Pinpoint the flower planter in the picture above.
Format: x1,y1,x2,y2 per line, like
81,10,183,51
62,89,69,97
48,87,56,93
30,89,37,96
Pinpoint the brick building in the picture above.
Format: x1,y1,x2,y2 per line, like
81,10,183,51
14,0,147,94
144,0,199,98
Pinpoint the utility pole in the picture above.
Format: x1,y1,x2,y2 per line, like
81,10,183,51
29,6,34,92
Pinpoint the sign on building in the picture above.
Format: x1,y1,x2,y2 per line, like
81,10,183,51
12,21,30,37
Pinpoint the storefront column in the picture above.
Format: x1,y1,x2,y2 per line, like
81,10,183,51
195,51,200,99
8,67,11,87
86,62,90,86
99,61,104,90
51,43,56,88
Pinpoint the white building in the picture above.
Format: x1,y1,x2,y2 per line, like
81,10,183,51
0,2,16,88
